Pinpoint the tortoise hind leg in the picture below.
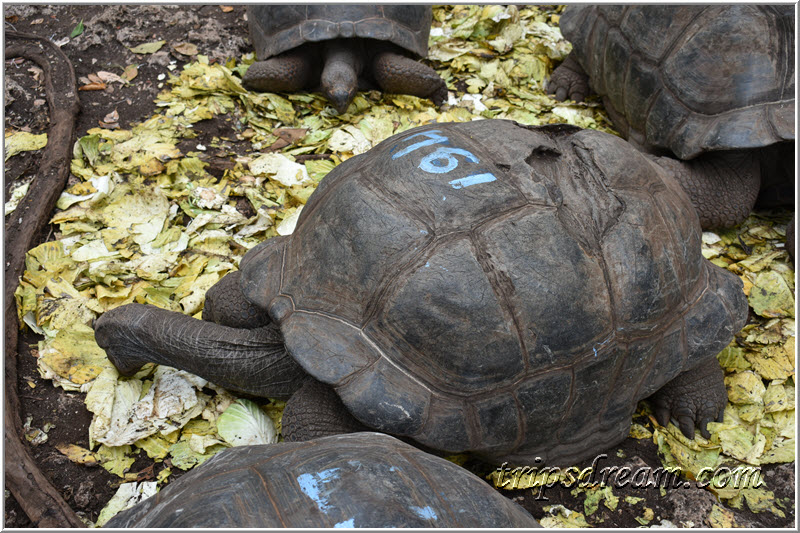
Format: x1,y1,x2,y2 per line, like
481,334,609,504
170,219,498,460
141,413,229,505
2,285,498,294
546,51,590,102
655,151,761,230
282,379,368,441
371,49,447,105
242,49,315,92
648,357,727,440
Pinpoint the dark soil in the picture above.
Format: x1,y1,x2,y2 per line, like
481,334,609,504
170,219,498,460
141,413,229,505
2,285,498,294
3,5,796,529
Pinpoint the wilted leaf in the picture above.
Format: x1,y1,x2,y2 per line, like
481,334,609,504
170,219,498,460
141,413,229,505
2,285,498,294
707,505,737,528
121,64,139,82
173,42,199,56
276,206,303,235
725,371,766,405
5,178,32,214
5,131,47,160
129,40,166,54
96,482,157,527
249,153,311,187
727,487,785,517
79,81,107,91
168,440,225,470
96,444,137,477
628,423,652,440
57,443,99,465
748,270,795,318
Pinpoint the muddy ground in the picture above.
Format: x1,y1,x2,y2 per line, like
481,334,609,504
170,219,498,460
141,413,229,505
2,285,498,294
3,5,795,528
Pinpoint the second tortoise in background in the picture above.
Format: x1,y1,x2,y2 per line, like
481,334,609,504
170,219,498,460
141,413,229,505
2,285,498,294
549,5,795,234
242,5,447,114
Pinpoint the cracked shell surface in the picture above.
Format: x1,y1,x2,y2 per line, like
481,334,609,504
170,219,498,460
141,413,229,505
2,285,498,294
240,120,748,465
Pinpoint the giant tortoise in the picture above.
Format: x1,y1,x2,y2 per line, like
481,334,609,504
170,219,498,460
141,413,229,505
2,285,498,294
548,5,795,233
95,119,748,466
242,5,447,113
105,432,540,528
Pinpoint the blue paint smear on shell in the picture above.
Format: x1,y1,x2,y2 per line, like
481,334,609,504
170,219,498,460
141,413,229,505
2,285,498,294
411,505,438,521
334,518,355,528
296,468,341,513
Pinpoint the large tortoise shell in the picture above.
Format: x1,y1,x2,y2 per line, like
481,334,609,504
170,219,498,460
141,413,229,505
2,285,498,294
247,5,432,60
560,5,795,159
104,432,538,528
240,120,747,465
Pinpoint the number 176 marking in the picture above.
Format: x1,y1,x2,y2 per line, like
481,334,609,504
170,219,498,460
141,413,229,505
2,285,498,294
391,130,497,189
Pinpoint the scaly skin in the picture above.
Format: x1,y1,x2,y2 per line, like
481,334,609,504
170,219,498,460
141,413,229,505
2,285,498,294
242,48,315,92
654,151,761,230
94,303,307,399
372,49,447,105
282,379,368,442
648,357,727,439
546,52,591,103
202,271,271,329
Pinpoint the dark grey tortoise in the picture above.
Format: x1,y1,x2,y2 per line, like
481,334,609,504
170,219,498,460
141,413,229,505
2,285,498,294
242,5,447,114
104,432,540,528
547,5,795,235
95,119,748,466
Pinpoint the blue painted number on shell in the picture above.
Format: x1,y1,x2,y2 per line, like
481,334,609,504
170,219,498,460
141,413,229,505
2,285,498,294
449,173,497,189
420,147,478,174
392,129,498,188
391,130,448,160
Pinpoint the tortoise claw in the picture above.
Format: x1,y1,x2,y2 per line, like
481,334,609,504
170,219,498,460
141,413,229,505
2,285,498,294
654,405,671,428
546,52,590,103
677,416,695,440
647,358,728,441
697,418,713,440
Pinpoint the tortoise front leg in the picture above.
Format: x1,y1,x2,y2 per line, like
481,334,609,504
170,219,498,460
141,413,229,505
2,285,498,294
648,357,727,440
371,49,447,105
546,51,591,102
242,49,315,93
94,303,307,399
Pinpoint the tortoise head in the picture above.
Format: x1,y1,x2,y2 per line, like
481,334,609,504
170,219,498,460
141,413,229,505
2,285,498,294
320,42,362,114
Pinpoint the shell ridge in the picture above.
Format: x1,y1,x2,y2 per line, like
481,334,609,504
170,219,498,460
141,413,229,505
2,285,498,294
652,5,712,64
249,465,289,527
357,178,437,326
508,392,528,453
399,451,462,525
468,225,530,374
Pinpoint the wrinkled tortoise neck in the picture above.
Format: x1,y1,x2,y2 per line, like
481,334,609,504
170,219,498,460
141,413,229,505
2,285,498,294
93,303,307,399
